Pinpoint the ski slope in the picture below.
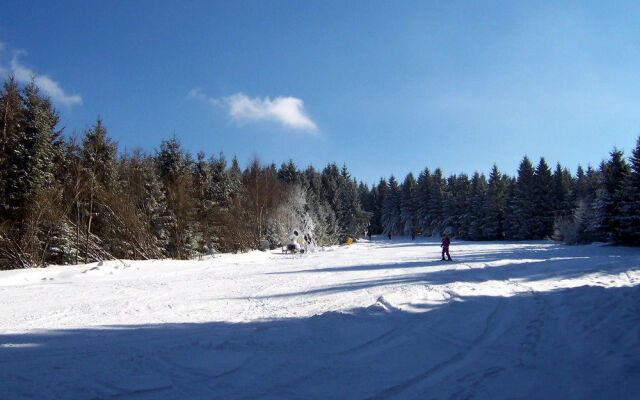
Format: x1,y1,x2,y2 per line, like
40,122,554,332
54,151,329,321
1,238,640,399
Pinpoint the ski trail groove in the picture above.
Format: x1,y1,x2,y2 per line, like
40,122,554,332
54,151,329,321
367,296,507,399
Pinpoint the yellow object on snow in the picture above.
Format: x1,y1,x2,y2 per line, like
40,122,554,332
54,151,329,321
346,238,353,245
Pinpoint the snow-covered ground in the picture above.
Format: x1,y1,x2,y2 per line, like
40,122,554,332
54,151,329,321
1,238,639,399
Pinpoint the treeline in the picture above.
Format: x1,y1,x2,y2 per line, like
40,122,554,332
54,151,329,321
360,141,640,245
0,77,369,269
2,77,639,269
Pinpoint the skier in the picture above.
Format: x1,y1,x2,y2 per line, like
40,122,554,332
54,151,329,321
441,233,452,261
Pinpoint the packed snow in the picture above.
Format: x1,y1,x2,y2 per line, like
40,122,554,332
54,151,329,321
1,238,639,399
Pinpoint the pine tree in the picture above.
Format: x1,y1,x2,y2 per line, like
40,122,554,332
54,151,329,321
415,167,432,235
381,176,402,236
191,152,213,254
357,182,377,236
78,118,121,260
277,159,300,185
442,174,471,238
0,79,63,268
400,173,418,236
0,76,25,219
531,158,554,239
552,163,573,218
335,165,369,241
426,169,446,236
617,137,640,245
594,149,629,242
466,172,487,240
482,165,507,240
579,166,604,243
155,136,197,258
302,165,338,245
371,178,388,235
505,156,536,240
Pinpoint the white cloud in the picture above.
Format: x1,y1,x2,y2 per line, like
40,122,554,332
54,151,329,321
187,87,207,102
227,93,317,132
6,53,82,106
189,89,318,133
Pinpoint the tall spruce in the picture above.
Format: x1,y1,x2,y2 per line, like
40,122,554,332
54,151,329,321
381,176,402,236
531,158,554,239
482,165,507,240
0,79,62,267
466,172,487,240
415,168,432,235
155,136,197,258
400,173,418,235
594,149,629,242
617,137,640,244
371,178,388,235
505,156,536,240
426,169,446,236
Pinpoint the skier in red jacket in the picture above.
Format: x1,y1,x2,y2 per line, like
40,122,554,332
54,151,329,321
441,234,452,261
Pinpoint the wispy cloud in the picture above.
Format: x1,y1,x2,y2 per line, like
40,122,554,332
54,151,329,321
1,47,82,107
189,89,318,133
187,88,209,103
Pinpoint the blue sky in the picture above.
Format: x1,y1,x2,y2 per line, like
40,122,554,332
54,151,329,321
1,1,639,185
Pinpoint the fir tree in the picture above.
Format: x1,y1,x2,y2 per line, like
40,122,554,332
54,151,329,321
505,156,536,240
552,163,573,218
0,76,25,218
0,79,62,268
426,169,445,236
415,167,432,235
381,176,402,236
442,174,471,238
617,137,640,245
371,178,388,235
155,137,197,258
466,172,487,240
482,165,507,240
594,149,629,242
400,173,418,236
277,159,300,185
79,118,120,259
531,158,554,239
335,166,369,241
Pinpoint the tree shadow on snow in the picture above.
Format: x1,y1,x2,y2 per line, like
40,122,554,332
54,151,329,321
1,285,640,400
263,242,640,299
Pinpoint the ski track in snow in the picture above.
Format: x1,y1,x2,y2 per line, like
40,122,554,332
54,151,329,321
1,238,640,399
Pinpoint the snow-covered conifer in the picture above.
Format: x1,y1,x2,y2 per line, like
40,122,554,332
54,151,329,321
505,156,535,240
400,173,418,236
481,165,507,240
381,176,402,236
531,158,554,239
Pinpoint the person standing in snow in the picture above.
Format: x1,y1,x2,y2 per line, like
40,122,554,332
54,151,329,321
441,234,452,261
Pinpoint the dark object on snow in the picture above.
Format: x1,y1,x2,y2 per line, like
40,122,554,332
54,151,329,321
283,244,304,254
388,233,391,240
441,234,452,261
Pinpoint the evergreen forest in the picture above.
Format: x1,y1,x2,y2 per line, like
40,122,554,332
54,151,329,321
2,77,639,270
